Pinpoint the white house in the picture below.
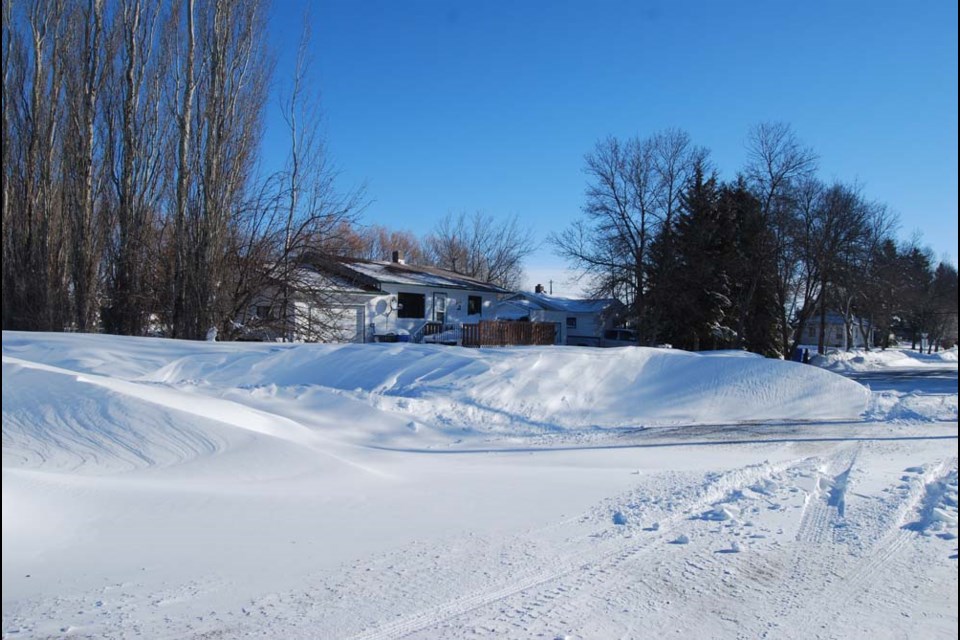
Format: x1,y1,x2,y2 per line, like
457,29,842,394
798,312,875,349
494,289,624,346
243,252,510,343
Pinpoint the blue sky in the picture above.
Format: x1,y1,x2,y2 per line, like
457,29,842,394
264,0,958,294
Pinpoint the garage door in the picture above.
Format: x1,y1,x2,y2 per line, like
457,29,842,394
311,306,365,343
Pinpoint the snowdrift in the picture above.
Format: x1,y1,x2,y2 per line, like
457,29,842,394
3,332,870,472
3,332,954,640
814,347,959,373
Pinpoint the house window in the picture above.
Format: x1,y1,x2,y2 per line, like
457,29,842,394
566,316,577,329
468,295,482,315
397,292,425,319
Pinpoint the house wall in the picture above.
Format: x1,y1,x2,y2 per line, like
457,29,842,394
248,281,502,344
528,309,614,346
366,284,500,340
242,287,375,343
800,322,873,349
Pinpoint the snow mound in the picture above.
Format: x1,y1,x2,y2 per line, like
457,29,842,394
867,391,958,423
3,332,871,473
815,347,959,373
2,359,224,472
696,350,765,358
903,469,959,536
133,339,868,431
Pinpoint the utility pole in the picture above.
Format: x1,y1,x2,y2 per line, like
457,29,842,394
549,280,553,295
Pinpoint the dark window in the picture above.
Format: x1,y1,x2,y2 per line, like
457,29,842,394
397,292,425,319
604,329,617,340
566,316,577,329
256,305,275,320
468,295,482,315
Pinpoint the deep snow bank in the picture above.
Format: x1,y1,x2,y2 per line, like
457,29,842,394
3,332,870,462
814,347,958,373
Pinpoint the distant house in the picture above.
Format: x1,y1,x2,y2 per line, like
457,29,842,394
494,288,624,346
798,312,875,349
243,252,510,343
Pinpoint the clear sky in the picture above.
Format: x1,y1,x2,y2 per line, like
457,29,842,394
263,0,958,295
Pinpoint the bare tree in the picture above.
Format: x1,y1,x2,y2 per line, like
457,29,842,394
344,224,427,264
553,130,700,342
101,0,168,335
1,0,363,341
425,211,535,290
170,0,196,338
1,0,16,328
215,14,363,342
552,136,649,335
62,0,108,332
174,0,271,339
784,177,895,354
2,0,71,330
744,122,818,355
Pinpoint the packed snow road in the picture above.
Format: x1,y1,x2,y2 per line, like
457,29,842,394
2,333,957,639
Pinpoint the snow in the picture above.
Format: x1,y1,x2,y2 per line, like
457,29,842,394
340,260,509,293
2,331,957,639
814,346,959,373
812,348,960,425
502,292,618,314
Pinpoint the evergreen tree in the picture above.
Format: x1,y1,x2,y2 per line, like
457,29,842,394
723,180,781,356
650,162,725,349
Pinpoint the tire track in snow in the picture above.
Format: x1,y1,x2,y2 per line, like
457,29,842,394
347,457,811,640
776,456,957,635
762,445,862,637
793,445,861,545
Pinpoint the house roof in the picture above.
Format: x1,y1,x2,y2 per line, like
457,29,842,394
499,292,622,315
307,256,512,294
288,266,378,295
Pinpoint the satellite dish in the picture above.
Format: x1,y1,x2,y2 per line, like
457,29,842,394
375,299,388,315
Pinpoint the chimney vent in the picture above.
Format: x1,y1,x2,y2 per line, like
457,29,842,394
535,283,545,294
391,250,405,265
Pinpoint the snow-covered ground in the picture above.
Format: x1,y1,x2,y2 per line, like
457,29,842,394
2,332,957,639
812,347,959,425
813,345,958,373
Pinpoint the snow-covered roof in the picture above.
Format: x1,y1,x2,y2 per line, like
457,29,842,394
288,266,375,295
500,292,622,314
312,257,511,294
